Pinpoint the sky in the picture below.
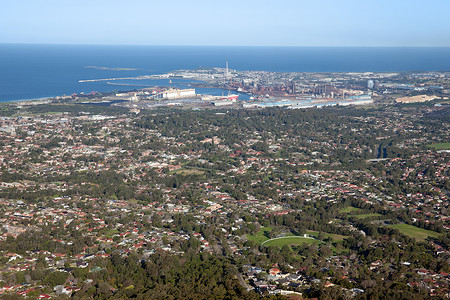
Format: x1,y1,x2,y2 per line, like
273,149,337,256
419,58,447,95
1,0,450,47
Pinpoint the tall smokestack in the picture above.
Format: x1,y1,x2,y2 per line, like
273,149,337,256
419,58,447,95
226,60,229,77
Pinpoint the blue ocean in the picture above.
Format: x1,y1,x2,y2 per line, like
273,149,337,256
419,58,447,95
1,44,450,102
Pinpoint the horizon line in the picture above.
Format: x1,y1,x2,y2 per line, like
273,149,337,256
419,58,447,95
1,42,450,48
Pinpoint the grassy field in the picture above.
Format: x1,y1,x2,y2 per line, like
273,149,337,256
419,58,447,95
355,213,383,219
427,143,450,150
262,236,320,247
248,228,347,247
339,206,362,214
340,206,382,219
104,229,119,238
246,226,273,244
388,224,442,241
13,111,62,117
171,168,205,176
306,230,348,241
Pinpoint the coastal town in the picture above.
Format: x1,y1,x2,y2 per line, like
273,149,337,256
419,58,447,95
3,0,450,297
61,68,450,111
162,68,450,103
0,95,448,298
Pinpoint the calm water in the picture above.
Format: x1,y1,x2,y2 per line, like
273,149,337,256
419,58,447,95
1,44,450,102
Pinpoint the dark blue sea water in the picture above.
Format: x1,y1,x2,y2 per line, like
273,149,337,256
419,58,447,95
1,44,450,102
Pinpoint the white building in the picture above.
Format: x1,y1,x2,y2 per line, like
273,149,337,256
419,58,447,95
162,89,196,99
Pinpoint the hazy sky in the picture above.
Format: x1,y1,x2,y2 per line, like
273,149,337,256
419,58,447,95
1,0,450,46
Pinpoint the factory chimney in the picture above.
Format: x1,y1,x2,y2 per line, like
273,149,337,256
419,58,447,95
226,60,229,77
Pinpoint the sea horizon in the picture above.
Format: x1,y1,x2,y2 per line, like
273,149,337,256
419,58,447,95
4,42,450,48
2,43,450,102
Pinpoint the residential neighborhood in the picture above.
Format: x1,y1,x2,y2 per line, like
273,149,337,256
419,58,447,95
0,100,448,298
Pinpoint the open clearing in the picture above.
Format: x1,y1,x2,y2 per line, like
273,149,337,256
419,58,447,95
306,230,348,241
339,206,362,214
388,224,442,241
355,213,382,219
340,206,382,219
427,143,450,150
247,227,348,245
171,168,205,175
246,226,273,244
262,236,320,247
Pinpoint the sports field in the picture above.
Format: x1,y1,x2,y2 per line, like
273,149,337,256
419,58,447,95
427,143,450,150
246,226,273,244
306,230,348,241
340,206,382,219
388,224,442,241
355,213,382,219
261,236,320,247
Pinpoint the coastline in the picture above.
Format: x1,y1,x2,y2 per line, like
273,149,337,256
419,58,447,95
3,45,450,104
0,96,55,105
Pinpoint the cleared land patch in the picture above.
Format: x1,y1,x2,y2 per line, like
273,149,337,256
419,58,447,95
262,236,320,247
355,213,383,219
339,206,362,214
340,206,383,219
388,224,442,241
427,143,450,150
171,168,205,175
306,230,348,241
246,226,273,244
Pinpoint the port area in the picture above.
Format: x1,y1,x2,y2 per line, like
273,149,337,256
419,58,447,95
119,96,240,110
111,88,372,110
46,88,374,111
47,67,450,110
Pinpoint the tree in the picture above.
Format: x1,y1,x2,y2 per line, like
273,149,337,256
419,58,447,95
43,271,68,287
